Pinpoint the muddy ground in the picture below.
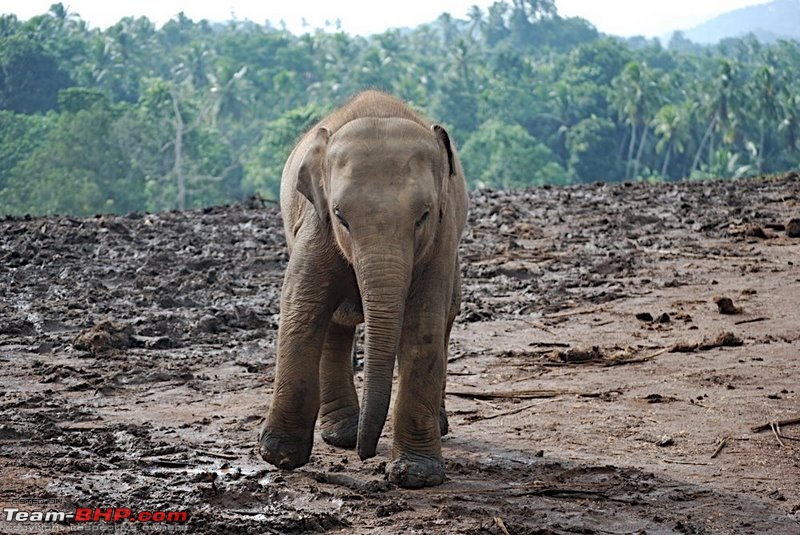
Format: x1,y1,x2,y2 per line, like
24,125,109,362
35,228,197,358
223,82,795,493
1,174,799,534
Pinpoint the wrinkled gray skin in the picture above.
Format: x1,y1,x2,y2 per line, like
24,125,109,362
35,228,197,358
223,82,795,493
258,91,468,488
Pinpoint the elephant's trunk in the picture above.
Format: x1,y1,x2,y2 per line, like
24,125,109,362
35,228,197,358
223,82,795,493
355,250,411,461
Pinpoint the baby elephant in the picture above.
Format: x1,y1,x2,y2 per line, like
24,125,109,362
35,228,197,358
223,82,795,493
258,91,468,488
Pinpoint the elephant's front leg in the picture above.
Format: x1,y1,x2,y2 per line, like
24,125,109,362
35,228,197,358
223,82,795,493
319,322,359,448
259,241,340,470
387,274,452,488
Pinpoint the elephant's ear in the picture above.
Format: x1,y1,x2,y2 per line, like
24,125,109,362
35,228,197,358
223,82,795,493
432,124,455,217
297,127,331,224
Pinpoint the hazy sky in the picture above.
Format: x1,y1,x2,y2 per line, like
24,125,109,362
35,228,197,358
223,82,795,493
1,0,768,37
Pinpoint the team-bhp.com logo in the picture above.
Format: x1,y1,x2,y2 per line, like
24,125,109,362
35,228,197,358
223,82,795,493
3,506,189,524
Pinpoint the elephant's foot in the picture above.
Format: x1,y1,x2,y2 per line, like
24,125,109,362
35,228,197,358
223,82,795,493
386,453,445,488
258,427,312,470
320,413,358,449
439,406,449,436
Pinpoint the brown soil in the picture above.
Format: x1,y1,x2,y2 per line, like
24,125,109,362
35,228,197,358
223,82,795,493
1,175,799,534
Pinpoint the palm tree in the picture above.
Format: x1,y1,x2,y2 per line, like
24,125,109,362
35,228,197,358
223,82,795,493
48,3,82,31
652,102,692,179
691,59,741,174
612,63,641,179
467,5,485,41
208,63,252,122
751,60,781,173
86,17,157,102
612,61,659,179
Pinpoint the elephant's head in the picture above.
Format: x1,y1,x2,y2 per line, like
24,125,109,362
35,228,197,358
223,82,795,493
297,117,456,460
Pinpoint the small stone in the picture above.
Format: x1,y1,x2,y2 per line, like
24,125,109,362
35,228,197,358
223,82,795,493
656,435,674,447
786,218,800,238
636,312,653,322
715,332,744,347
768,490,786,501
557,346,604,363
713,296,742,315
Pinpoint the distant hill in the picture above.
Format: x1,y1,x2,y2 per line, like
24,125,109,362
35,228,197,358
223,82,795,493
679,0,800,44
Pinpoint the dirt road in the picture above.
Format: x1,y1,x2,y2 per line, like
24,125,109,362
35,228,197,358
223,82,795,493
1,175,798,534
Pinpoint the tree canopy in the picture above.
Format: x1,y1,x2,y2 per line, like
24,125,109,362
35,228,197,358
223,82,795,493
1,1,798,216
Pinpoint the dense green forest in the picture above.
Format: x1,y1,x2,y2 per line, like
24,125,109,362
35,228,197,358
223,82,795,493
1,1,799,216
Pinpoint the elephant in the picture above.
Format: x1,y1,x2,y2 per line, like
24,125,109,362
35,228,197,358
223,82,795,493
258,90,468,488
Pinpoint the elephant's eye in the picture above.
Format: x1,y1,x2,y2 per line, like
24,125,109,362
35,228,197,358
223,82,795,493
334,208,350,231
416,210,430,228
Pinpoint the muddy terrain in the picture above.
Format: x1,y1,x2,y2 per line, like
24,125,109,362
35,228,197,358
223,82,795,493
1,174,799,534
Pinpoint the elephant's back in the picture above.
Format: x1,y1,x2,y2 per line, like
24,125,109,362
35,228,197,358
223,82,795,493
319,90,431,134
